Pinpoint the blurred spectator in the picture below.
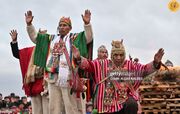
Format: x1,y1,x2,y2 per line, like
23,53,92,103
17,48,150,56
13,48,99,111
4,96,11,108
10,93,15,98
0,93,5,109
21,96,31,109
86,102,93,114
165,59,173,67
9,96,19,108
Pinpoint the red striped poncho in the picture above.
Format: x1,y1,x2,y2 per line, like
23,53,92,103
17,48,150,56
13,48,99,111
80,58,156,113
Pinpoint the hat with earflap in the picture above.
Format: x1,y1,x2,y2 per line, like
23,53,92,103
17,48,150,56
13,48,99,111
111,39,126,60
59,17,72,28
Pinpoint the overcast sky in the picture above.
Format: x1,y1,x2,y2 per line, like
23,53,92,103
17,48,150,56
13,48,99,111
0,0,180,97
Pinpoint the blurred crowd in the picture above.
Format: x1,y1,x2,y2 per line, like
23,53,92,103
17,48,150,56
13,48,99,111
0,93,32,114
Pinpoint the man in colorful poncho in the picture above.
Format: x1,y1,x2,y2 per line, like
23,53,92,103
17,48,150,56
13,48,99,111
72,40,164,114
25,10,93,114
10,29,49,114
86,45,109,108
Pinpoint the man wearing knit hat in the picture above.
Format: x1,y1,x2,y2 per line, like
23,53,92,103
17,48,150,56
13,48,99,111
72,40,164,114
25,9,93,114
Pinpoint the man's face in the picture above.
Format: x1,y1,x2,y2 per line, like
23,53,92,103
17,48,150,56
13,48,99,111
112,51,125,66
98,49,108,59
58,22,71,36
4,97,10,102
22,98,27,103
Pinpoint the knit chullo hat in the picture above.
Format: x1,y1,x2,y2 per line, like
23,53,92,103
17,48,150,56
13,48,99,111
111,39,126,60
59,17,72,28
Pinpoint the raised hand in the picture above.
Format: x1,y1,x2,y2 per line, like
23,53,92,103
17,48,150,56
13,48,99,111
25,10,34,26
72,45,81,59
10,29,18,42
81,9,91,25
154,48,164,64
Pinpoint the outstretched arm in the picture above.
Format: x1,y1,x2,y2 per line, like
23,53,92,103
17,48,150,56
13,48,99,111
82,9,93,44
72,45,94,72
25,10,37,43
143,48,164,78
10,29,20,59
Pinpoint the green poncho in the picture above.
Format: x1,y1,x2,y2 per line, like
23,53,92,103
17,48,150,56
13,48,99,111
33,31,92,68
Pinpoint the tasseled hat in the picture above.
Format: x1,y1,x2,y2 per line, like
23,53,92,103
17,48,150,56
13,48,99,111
59,17,72,28
111,39,126,60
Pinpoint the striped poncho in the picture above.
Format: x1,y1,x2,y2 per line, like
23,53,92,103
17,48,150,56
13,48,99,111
80,59,156,113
